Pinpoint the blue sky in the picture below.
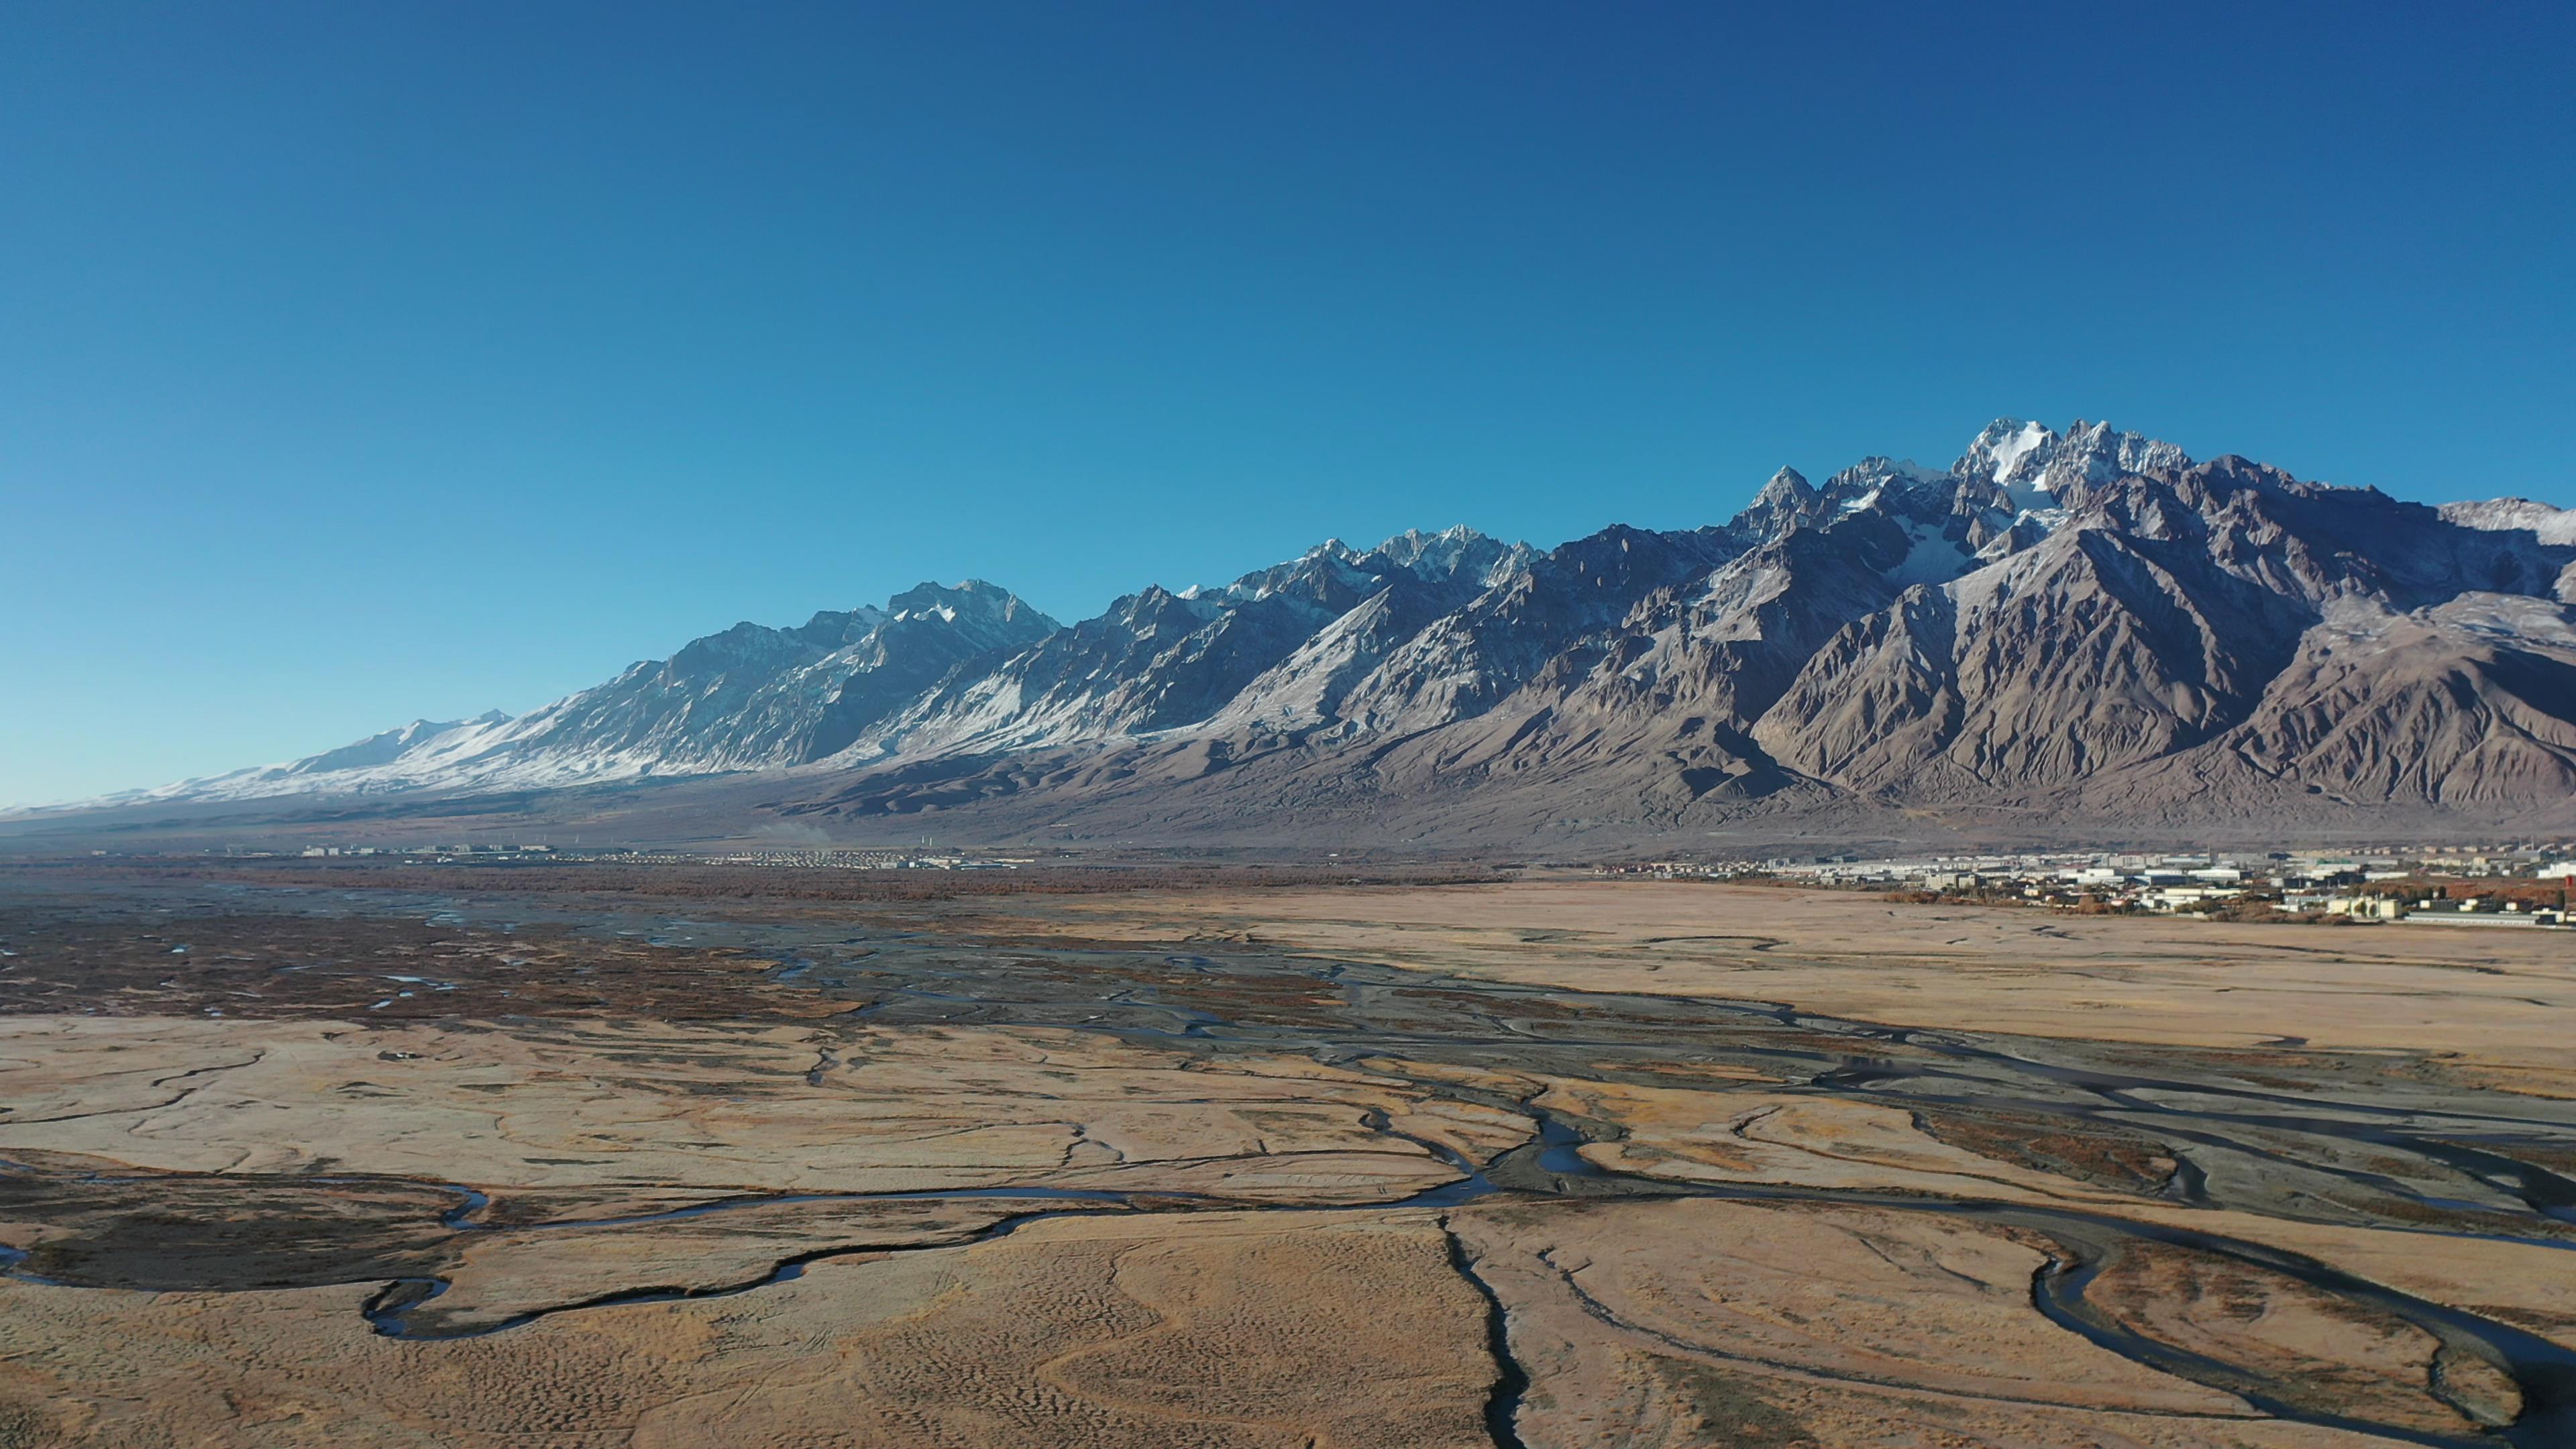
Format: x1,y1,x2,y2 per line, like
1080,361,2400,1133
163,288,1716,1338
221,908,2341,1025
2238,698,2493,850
4,2,2571,804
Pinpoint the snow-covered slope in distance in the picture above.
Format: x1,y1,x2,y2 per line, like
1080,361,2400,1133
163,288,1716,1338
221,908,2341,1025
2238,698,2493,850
79,419,2576,835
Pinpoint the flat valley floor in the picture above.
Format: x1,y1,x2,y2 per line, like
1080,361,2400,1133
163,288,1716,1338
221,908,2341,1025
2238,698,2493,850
1,863,2573,1447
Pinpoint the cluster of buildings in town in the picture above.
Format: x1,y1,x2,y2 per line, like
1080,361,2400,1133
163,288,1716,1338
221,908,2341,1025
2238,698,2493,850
294,843,551,857
1601,845,2576,927
86,840,2576,921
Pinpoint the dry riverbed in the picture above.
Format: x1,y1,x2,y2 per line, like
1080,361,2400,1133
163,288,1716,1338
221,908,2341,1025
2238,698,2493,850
1,867,2571,1446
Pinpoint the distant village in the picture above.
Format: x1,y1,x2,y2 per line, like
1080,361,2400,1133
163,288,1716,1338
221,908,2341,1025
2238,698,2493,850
1601,845,2576,928
181,844,1040,871
78,839,2576,928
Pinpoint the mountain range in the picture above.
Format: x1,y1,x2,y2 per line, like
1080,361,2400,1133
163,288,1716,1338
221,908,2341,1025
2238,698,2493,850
32,419,2576,850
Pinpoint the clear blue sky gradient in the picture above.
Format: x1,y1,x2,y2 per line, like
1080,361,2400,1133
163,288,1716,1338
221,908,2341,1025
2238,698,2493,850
4,3,2571,803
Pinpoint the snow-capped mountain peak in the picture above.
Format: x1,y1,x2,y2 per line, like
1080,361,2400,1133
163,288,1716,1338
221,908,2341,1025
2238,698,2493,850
1370,524,1507,580
1754,466,1817,507
87,416,2576,843
1966,419,2054,484
2438,498,2576,547
1950,417,2192,519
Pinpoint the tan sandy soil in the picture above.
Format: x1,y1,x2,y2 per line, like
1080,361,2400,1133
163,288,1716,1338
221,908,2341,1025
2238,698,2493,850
409,1195,1124,1336
1544,1077,2151,1202
0,1209,1493,1448
0,1014,1521,1203
1031,879,2576,1087
2080,1240,2520,1432
1534,1073,2576,1354
1450,1197,2395,1449
4,875,2568,1446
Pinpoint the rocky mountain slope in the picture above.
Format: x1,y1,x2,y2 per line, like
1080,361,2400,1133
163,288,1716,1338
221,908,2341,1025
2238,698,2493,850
106,581,1058,803
58,420,2576,845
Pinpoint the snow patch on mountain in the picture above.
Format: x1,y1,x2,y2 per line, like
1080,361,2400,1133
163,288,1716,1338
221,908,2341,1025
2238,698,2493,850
1982,420,2051,482
80,416,2576,831
1885,519,1975,586
2439,498,2576,547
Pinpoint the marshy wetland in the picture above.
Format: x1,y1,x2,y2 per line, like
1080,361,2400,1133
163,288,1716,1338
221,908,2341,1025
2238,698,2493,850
1,863,2572,1446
